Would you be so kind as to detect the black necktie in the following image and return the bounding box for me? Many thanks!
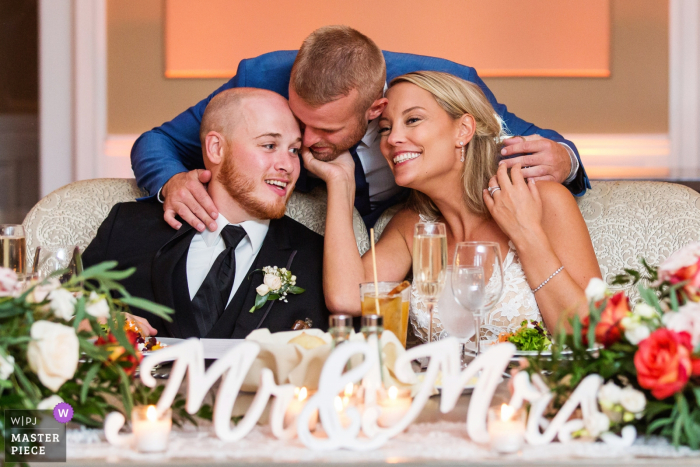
[190,225,247,336]
[350,143,371,217]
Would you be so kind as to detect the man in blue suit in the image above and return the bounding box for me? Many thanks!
[131,25,589,231]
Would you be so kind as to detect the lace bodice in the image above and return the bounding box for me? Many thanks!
[410,242,543,344]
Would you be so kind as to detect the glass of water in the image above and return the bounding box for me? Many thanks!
[452,242,504,356]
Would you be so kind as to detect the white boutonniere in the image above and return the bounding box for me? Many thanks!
[249,266,305,313]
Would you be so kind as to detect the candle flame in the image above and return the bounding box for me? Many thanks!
[388,386,398,400]
[501,403,515,422]
[146,405,158,421]
[298,387,308,402]
[344,383,353,397]
[334,396,343,412]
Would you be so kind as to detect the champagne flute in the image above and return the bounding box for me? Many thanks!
[0,225,26,275]
[452,242,504,356]
[412,222,447,343]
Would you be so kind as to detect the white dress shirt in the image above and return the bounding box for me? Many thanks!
[186,214,269,306]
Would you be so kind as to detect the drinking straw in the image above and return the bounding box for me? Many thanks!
[370,228,381,315]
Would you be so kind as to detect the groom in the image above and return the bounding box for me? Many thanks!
[83,88,328,338]
[132,25,589,231]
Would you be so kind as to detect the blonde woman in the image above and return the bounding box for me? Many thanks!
[303,71,600,342]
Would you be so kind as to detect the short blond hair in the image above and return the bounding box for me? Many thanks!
[290,25,386,113]
[390,71,507,218]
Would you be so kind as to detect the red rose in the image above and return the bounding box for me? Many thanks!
[95,330,142,376]
[582,292,630,347]
[634,328,693,399]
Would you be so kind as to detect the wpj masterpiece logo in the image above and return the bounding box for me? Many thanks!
[4,405,70,463]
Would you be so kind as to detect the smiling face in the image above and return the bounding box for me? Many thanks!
[288,87,368,161]
[378,82,463,190]
[214,94,302,219]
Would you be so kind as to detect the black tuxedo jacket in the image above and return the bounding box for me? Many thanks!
[82,202,329,338]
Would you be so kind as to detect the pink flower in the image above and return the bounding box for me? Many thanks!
[658,242,700,302]
[0,267,18,297]
[664,302,700,348]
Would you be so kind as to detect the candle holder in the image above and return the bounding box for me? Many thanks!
[131,405,172,453]
[285,387,318,431]
[377,386,412,428]
[487,404,526,454]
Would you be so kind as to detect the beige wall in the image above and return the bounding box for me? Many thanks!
[107,0,668,135]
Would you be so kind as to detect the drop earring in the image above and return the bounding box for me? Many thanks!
[459,141,465,162]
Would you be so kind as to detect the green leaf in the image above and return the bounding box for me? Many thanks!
[120,296,173,322]
[80,362,102,404]
[288,286,305,294]
[253,293,268,311]
[75,261,119,280]
[572,315,582,350]
[73,297,86,330]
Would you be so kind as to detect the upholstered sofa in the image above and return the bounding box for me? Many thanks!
[22,179,700,301]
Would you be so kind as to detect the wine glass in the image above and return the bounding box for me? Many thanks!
[36,247,72,280]
[412,222,447,343]
[438,266,476,365]
[452,242,504,356]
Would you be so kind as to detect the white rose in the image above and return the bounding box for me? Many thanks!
[619,386,646,414]
[585,411,610,438]
[27,321,79,392]
[633,303,657,319]
[27,278,61,303]
[49,288,76,321]
[0,267,18,297]
[597,381,622,405]
[664,302,700,347]
[624,323,651,345]
[85,291,110,319]
[37,395,64,410]
[585,278,609,302]
[263,273,282,291]
[0,354,14,380]
[256,284,270,296]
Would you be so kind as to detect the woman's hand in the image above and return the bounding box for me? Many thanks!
[301,148,355,185]
[483,163,544,246]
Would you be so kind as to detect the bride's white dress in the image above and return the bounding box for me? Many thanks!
[410,241,543,344]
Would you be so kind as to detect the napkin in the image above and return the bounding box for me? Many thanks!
[242,328,419,393]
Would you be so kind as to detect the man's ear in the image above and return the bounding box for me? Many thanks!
[456,113,476,147]
[204,131,226,167]
[366,97,388,121]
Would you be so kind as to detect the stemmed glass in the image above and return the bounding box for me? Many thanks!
[412,222,447,343]
[451,242,504,356]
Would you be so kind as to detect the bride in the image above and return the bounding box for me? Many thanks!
[302,71,601,342]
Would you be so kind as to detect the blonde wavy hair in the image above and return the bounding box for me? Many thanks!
[389,71,508,218]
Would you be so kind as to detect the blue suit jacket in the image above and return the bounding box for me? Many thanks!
[131,50,590,206]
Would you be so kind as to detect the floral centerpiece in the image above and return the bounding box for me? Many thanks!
[0,260,204,451]
[524,243,700,448]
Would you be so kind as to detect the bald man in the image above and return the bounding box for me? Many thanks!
[83,88,329,339]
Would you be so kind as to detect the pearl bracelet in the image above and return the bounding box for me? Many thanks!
[532,266,564,294]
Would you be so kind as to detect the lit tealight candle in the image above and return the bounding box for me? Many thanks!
[487,403,526,454]
[131,405,172,453]
[377,386,412,428]
[285,387,317,431]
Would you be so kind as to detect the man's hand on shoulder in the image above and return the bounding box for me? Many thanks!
[161,169,219,232]
[499,135,572,184]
